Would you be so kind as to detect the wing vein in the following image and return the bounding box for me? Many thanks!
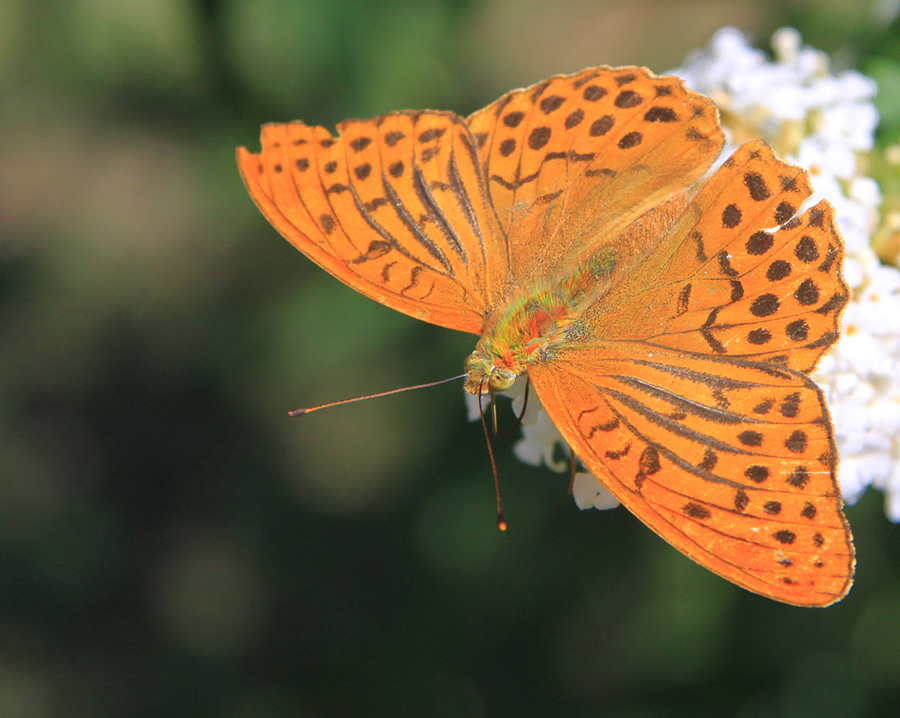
[411,157,468,265]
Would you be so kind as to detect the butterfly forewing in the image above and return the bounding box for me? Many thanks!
[237,113,507,334]
[466,66,724,282]
[529,348,854,606]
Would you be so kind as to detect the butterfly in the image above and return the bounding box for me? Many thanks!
[237,66,854,606]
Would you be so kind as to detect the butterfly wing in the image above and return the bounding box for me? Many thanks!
[528,141,854,606]
[238,112,508,334]
[466,66,724,283]
[584,140,847,375]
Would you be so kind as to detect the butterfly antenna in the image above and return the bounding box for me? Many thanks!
[479,381,507,532]
[568,446,577,494]
[491,391,499,435]
[497,378,530,438]
[289,374,467,417]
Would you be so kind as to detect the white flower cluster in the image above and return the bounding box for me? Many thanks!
[674,27,881,256]
[676,27,900,521]
[468,28,900,521]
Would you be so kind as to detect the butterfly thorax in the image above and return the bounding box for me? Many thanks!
[464,248,618,395]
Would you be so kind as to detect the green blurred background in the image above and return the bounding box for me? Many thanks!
[3,1,900,716]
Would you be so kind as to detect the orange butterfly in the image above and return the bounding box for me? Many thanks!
[238,66,854,606]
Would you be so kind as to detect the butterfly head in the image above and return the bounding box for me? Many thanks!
[464,351,518,395]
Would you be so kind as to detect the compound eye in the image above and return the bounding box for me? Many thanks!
[488,369,516,393]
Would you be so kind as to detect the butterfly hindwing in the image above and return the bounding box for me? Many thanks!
[586,140,849,374]
[466,66,724,282]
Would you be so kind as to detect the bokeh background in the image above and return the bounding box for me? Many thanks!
[3,0,900,716]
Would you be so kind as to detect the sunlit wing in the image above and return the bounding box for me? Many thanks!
[527,140,853,606]
[238,112,509,334]
[466,66,724,282]
[588,140,847,375]
[529,347,854,606]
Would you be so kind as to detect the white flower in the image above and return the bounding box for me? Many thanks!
[673,27,881,253]
[571,472,621,511]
